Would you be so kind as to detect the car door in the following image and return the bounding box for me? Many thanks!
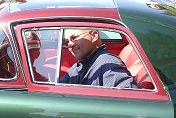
[1,19,173,118]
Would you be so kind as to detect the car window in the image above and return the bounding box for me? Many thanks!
[23,27,154,90]
[99,30,122,40]
[23,28,123,83]
[59,28,154,90]
[0,28,16,79]
[23,29,60,82]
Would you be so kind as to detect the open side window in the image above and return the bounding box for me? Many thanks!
[60,28,154,89]
[22,27,154,90]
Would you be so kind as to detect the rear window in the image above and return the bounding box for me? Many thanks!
[99,30,122,40]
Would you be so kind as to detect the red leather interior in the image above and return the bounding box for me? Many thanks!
[60,48,76,77]
[106,43,125,56]
[119,44,140,67]
[119,44,154,89]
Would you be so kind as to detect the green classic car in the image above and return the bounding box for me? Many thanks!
[0,0,176,117]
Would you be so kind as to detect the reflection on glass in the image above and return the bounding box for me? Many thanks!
[24,29,60,82]
[0,28,16,78]
[146,0,176,16]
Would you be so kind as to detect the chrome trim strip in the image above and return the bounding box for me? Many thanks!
[55,83,150,91]
[0,26,19,82]
[55,29,63,83]
[8,16,129,28]
[0,87,28,91]
[7,22,28,88]
[113,0,118,8]
[21,29,35,84]
[113,0,124,24]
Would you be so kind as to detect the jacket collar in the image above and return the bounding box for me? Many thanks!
[77,44,106,66]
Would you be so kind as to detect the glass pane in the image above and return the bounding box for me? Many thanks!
[99,30,122,40]
[0,28,16,79]
[24,29,60,82]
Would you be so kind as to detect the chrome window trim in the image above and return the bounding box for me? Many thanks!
[21,29,35,84]
[7,16,129,29]
[21,27,61,84]
[55,28,63,83]
[0,26,20,82]
[113,0,124,24]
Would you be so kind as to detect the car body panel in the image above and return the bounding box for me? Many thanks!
[0,0,175,117]
[0,90,174,118]
[0,7,121,22]
[117,0,176,86]
[116,0,176,115]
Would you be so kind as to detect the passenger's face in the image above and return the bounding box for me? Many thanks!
[64,29,96,60]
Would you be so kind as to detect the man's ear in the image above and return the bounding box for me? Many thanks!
[91,30,99,43]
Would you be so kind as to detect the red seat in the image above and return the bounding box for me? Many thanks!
[128,62,154,89]
[42,48,76,78]
[60,48,76,77]
[119,44,140,68]
[118,44,154,89]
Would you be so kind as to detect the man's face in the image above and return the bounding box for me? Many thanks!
[64,29,96,60]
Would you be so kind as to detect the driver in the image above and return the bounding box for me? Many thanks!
[59,29,138,88]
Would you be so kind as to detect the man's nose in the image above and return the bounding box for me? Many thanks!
[67,40,74,48]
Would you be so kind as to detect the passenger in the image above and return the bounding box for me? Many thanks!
[59,29,138,88]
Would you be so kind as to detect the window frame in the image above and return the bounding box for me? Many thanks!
[15,21,169,101]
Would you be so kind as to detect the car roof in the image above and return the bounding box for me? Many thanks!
[0,0,121,23]
[9,0,117,13]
